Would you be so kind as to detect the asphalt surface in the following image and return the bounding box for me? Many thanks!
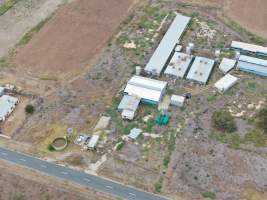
[0,147,168,200]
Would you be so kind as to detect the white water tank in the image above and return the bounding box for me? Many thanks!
[136,66,142,75]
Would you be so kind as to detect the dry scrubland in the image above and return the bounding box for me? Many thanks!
[0,0,267,200]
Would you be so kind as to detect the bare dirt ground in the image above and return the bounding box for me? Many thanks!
[0,0,66,58]
[224,0,267,39]
[15,0,136,80]
[0,160,114,200]
[177,0,267,39]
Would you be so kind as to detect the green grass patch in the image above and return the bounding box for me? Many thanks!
[209,131,241,149]
[154,177,163,193]
[0,0,18,16]
[247,81,257,92]
[207,94,217,102]
[244,129,267,147]
[202,191,216,199]
[17,17,51,46]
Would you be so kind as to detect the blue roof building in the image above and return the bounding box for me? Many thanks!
[237,55,267,77]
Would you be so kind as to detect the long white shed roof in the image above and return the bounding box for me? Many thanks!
[186,57,215,84]
[124,76,167,102]
[231,41,267,55]
[145,14,191,75]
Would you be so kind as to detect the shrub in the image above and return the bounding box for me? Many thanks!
[202,191,216,199]
[25,104,35,114]
[116,141,125,151]
[256,107,267,133]
[47,144,55,152]
[212,110,236,132]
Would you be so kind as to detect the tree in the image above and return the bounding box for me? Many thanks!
[25,104,34,114]
[256,107,267,133]
[212,110,236,133]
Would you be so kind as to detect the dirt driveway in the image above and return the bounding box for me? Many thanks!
[0,0,65,58]
[15,0,136,80]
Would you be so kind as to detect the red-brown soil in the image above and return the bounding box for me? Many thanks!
[224,0,267,39]
[15,0,135,80]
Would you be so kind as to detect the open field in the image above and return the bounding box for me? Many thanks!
[0,0,66,58]
[15,0,137,80]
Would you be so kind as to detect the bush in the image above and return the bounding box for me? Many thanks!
[256,107,267,133]
[47,144,55,152]
[212,110,236,132]
[202,191,216,199]
[25,104,35,114]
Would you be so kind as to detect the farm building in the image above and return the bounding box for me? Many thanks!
[237,55,267,77]
[231,41,267,57]
[128,128,142,140]
[170,95,185,107]
[118,95,140,120]
[124,76,167,105]
[164,52,193,78]
[214,74,238,93]
[144,14,191,76]
[87,135,99,150]
[186,56,215,84]
[0,95,19,122]
[219,58,236,74]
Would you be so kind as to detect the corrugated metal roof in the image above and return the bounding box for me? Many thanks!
[124,76,167,103]
[145,14,191,75]
[237,55,267,76]
[171,95,185,103]
[0,95,18,120]
[186,56,215,84]
[214,74,238,93]
[88,135,99,149]
[219,58,236,74]
[239,55,267,66]
[128,128,142,140]
[164,52,193,78]
[118,95,140,112]
[231,41,267,55]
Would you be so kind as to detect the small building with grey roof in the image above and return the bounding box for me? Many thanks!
[219,58,236,74]
[164,52,193,78]
[118,95,140,120]
[186,56,215,84]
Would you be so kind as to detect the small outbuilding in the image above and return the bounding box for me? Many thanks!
[214,74,238,93]
[87,135,99,150]
[219,58,236,74]
[170,95,185,107]
[128,128,142,140]
[118,95,141,120]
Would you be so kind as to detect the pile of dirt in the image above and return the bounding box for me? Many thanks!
[15,0,136,80]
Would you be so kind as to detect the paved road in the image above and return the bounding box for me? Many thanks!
[0,147,168,200]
